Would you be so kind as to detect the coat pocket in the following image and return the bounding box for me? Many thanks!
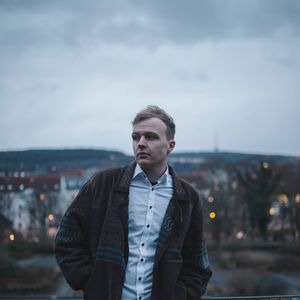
[174,282,187,300]
[83,260,124,300]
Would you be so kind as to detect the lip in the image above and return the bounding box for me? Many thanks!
[137,152,150,157]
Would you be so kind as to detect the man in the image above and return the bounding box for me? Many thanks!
[55,105,212,300]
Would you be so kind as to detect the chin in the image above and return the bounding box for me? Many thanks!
[136,158,152,167]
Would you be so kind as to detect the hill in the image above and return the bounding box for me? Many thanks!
[0,149,294,175]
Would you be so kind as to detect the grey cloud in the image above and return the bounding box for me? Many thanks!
[141,0,300,42]
[1,0,300,51]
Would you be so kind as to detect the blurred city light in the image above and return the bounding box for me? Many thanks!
[269,207,276,216]
[235,231,245,240]
[208,196,214,203]
[262,162,269,169]
[48,226,58,238]
[48,214,54,221]
[9,233,15,241]
[39,193,47,201]
[278,194,289,204]
[209,211,216,219]
[296,194,300,203]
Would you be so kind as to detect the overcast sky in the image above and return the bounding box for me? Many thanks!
[1,0,299,156]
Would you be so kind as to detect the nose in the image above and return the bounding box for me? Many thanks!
[137,136,146,148]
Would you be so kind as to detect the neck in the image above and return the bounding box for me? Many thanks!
[142,164,167,182]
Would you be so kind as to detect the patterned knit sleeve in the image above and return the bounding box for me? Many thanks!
[54,179,94,290]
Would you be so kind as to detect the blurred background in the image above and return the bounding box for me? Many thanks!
[0,0,300,297]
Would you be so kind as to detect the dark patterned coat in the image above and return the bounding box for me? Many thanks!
[55,162,212,300]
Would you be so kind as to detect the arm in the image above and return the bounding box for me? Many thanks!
[177,193,212,299]
[54,180,94,290]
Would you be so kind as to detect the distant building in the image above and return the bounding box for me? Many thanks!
[59,170,89,217]
[6,189,33,237]
[0,212,13,242]
[0,171,88,240]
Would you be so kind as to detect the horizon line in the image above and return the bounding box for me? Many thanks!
[0,147,299,158]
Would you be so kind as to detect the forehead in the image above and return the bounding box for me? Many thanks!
[132,117,167,134]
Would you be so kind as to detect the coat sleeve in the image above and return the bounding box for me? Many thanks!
[54,179,94,290]
[176,192,212,299]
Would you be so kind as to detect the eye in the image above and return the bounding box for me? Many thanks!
[145,133,158,140]
[131,133,140,141]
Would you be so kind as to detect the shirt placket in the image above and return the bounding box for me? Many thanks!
[136,184,155,300]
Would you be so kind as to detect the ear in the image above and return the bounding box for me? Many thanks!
[167,140,176,154]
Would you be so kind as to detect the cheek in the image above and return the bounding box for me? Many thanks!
[156,144,169,155]
[132,142,137,152]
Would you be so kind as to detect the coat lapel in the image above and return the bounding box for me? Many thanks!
[154,166,187,266]
[154,199,181,262]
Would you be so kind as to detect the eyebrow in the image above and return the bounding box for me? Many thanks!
[132,130,156,134]
[131,131,159,137]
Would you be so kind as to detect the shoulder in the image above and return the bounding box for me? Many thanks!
[91,166,125,182]
[88,162,136,191]
[178,176,201,201]
[169,165,202,207]
[87,166,125,189]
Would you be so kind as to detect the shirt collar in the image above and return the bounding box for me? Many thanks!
[133,164,170,184]
[132,163,145,179]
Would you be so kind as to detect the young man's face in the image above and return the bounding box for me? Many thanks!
[132,117,175,171]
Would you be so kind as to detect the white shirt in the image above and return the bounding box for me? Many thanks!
[121,164,173,300]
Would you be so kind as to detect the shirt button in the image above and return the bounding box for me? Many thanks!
[140,258,144,262]
[141,243,144,247]
[151,187,154,191]
[147,224,150,228]
[139,277,142,280]
[139,297,142,300]
[149,206,152,209]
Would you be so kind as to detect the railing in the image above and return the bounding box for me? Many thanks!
[0,296,300,300]
[203,297,300,300]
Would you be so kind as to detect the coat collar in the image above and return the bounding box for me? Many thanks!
[116,161,136,193]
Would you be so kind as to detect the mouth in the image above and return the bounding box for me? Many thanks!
[137,152,150,158]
